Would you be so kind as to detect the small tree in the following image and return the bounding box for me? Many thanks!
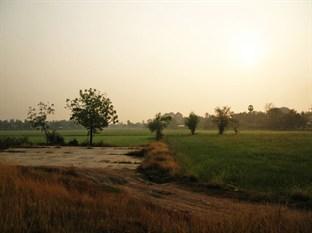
[66,88,118,145]
[248,105,254,113]
[147,113,171,140]
[185,112,199,135]
[230,117,240,134]
[213,106,233,135]
[26,102,55,143]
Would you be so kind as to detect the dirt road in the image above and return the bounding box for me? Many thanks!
[0,146,142,169]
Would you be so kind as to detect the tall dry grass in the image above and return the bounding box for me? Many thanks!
[138,142,181,182]
[0,162,311,233]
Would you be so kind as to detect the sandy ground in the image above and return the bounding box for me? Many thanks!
[0,146,142,169]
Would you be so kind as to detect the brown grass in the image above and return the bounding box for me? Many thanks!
[0,162,312,233]
[138,142,181,182]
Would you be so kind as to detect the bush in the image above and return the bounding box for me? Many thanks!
[67,139,79,146]
[46,130,65,145]
[0,137,30,149]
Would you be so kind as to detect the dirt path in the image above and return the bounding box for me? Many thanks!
[0,146,143,169]
[71,167,309,219]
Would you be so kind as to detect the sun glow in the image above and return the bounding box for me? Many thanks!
[231,32,267,67]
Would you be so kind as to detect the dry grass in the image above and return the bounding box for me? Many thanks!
[0,162,312,233]
[138,142,181,182]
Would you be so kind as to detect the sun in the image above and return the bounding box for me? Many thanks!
[231,31,266,67]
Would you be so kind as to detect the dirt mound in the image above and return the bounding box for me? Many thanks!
[138,142,181,183]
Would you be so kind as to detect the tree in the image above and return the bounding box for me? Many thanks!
[265,103,274,112]
[185,112,199,135]
[230,117,240,134]
[26,102,55,143]
[66,88,118,145]
[248,105,254,113]
[213,106,233,135]
[147,113,171,140]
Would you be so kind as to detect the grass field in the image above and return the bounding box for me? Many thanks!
[1,128,312,202]
[0,128,153,146]
[165,131,312,201]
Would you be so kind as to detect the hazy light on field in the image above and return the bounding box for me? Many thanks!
[0,0,311,122]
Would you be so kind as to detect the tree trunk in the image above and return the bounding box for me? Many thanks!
[44,127,49,144]
[156,129,162,140]
[89,128,93,146]
[191,128,195,135]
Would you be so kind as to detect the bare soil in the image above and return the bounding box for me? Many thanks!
[0,146,142,169]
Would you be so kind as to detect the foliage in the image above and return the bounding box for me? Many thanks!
[230,117,240,134]
[46,130,65,145]
[212,106,233,135]
[0,137,30,149]
[0,129,152,147]
[26,102,55,142]
[147,113,172,140]
[66,88,118,145]
[266,108,308,130]
[185,112,200,135]
[67,138,79,146]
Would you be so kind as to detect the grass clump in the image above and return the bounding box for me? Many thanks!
[138,142,181,183]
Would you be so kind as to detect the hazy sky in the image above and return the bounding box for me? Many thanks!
[1,0,311,122]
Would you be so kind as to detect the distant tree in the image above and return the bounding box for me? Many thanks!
[66,88,118,145]
[248,105,254,113]
[213,106,233,135]
[147,113,172,140]
[230,117,240,134]
[26,102,55,143]
[265,103,274,112]
[185,112,199,135]
[266,107,308,130]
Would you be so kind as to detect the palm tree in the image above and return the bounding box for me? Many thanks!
[248,105,254,113]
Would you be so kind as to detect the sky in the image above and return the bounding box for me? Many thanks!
[1,0,311,122]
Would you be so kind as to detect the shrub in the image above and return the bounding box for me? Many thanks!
[46,130,65,145]
[67,139,79,146]
[0,137,30,149]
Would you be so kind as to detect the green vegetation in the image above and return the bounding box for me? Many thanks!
[1,128,312,203]
[165,131,312,201]
[147,113,172,140]
[66,88,118,145]
[185,112,200,135]
[26,102,56,143]
[0,128,152,147]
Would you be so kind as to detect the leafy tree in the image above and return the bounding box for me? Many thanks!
[213,106,233,135]
[147,113,171,140]
[185,112,199,135]
[26,102,55,143]
[66,88,118,145]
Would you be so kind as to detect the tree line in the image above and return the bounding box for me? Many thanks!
[1,88,311,144]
